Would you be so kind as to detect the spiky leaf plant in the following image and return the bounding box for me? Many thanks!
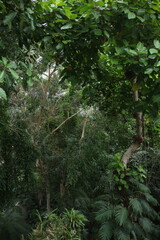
[28,208,87,240]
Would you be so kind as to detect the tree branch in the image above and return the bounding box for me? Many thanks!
[79,109,91,143]
[43,110,81,144]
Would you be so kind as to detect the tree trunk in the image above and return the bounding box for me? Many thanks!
[121,77,144,167]
[46,190,51,213]
[36,159,51,213]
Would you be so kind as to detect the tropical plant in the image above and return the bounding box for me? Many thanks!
[28,208,87,240]
[95,168,160,240]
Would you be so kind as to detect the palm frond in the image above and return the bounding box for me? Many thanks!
[129,198,143,215]
[144,193,158,206]
[95,204,114,222]
[114,206,128,226]
[138,183,150,193]
[99,221,114,240]
[140,199,158,220]
[133,223,144,237]
[139,217,153,233]
[131,230,137,240]
[114,228,130,240]
[123,219,133,232]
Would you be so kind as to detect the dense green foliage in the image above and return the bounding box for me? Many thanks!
[0,0,160,240]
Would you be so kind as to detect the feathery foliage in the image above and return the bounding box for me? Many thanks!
[0,208,30,240]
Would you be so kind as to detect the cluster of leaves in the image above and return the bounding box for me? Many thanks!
[0,106,37,207]
[28,208,87,240]
[96,180,160,240]
[109,153,147,191]
[0,1,160,240]
[24,0,159,116]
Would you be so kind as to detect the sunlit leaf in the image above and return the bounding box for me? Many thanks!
[0,88,7,100]
[9,69,19,79]
[128,12,136,19]
[0,71,5,83]
[154,39,160,49]
[149,48,158,54]
[61,23,72,30]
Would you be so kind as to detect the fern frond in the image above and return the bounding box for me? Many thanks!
[131,230,137,240]
[138,183,150,193]
[114,206,128,226]
[114,228,130,240]
[99,221,114,240]
[139,217,153,233]
[96,205,114,222]
[129,198,143,215]
[144,193,158,206]
[94,200,107,209]
[151,223,160,239]
[140,199,158,220]
[133,223,144,237]
[123,219,133,232]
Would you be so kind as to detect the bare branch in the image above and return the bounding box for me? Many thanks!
[79,109,91,143]
[43,109,82,144]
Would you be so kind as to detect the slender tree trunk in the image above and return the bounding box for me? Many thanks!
[46,189,51,213]
[121,77,144,167]
[45,174,51,213]
[36,159,51,213]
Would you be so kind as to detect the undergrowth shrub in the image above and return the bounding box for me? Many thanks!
[95,157,160,240]
[28,208,87,240]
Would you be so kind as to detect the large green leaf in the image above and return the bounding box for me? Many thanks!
[96,205,114,222]
[139,217,153,233]
[138,183,150,193]
[114,229,130,240]
[115,206,128,226]
[141,200,158,220]
[61,23,72,30]
[144,193,158,206]
[149,48,158,54]
[99,221,113,240]
[129,198,142,215]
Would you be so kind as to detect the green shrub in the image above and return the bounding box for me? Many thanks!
[28,208,87,240]
[95,169,160,240]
